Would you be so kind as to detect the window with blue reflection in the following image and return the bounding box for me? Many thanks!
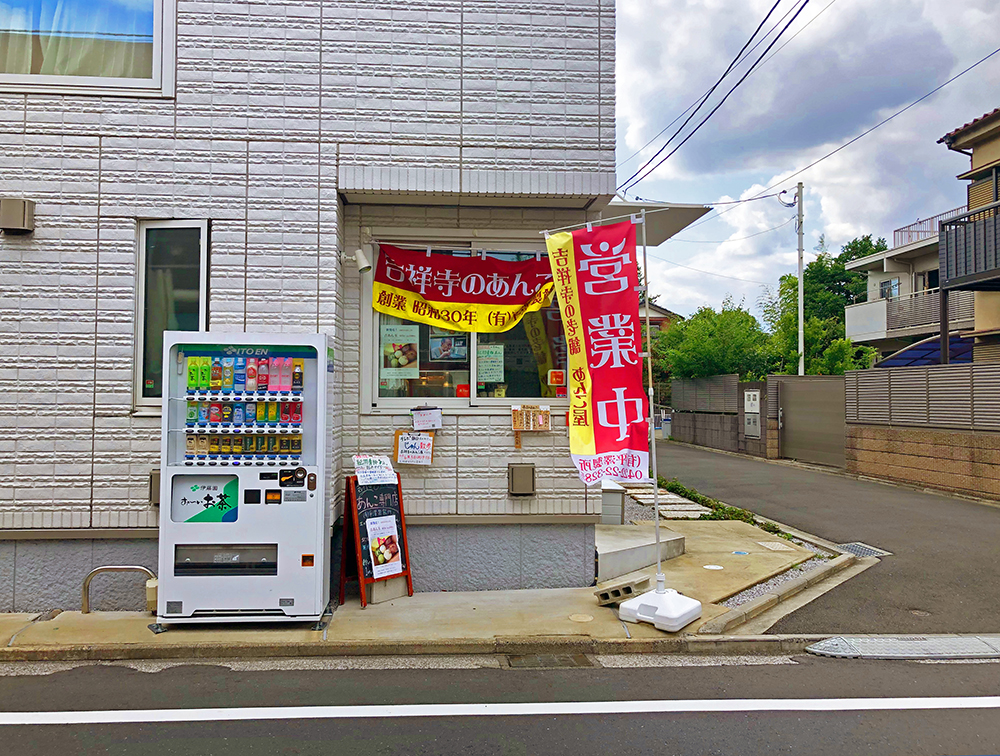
[0,0,154,78]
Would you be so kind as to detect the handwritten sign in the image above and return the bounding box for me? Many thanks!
[352,454,397,485]
[512,404,551,432]
[477,344,505,382]
[410,407,442,430]
[394,430,434,466]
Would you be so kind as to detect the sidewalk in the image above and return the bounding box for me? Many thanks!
[0,521,829,661]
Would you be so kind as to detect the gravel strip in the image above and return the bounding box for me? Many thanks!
[721,557,827,608]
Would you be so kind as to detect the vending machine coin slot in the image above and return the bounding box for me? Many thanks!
[307,473,317,491]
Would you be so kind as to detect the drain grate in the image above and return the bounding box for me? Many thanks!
[837,541,892,557]
[507,654,595,669]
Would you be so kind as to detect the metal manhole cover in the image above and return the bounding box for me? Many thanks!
[757,541,795,552]
[507,654,595,669]
[837,542,893,557]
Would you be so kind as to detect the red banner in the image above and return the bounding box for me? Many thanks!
[373,245,554,332]
[545,221,649,485]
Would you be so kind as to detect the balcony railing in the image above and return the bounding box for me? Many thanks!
[940,200,1000,290]
[885,287,974,331]
[893,206,966,248]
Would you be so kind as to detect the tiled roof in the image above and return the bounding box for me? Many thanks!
[938,108,1000,143]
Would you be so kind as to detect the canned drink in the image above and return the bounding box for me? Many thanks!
[232,402,244,425]
[196,435,210,456]
[208,434,220,456]
[291,359,304,392]
[267,435,279,455]
[186,401,198,426]
[256,402,268,424]
[231,435,244,456]
[244,402,255,425]
[280,402,290,424]
[221,404,233,425]
[185,435,197,458]
[198,401,210,424]
[290,434,302,456]
[267,401,279,424]
[291,401,302,424]
[278,435,290,456]
[209,402,222,424]
[220,435,232,456]
[257,435,269,456]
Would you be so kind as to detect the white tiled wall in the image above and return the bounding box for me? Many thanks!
[0,0,614,529]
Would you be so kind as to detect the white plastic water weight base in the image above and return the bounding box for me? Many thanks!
[619,587,702,633]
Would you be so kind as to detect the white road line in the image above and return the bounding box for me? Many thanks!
[2,697,1000,726]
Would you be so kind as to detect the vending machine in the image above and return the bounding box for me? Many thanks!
[156,332,332,625]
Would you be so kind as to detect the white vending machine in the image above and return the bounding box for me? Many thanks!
[156,332,332,626]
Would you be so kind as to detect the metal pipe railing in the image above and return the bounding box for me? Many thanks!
[81,566,156,614]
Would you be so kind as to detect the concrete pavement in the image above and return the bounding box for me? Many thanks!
[658,441,1000,634]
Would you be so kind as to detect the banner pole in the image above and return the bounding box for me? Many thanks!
[638,210,665,594]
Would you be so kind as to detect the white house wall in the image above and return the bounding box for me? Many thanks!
[0,0,613,603]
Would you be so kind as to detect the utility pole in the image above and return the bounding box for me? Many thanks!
[796,181,805,376]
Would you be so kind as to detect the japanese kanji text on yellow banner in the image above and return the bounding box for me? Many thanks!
[373,245,554,332]
[545,221,649,485]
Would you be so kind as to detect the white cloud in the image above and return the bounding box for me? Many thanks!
[616,0,1000,317]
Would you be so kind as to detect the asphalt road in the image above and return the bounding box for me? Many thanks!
[657,441,1000,635]
[0,655,998,755]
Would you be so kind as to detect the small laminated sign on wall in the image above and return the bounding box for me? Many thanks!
[393,430,434,466]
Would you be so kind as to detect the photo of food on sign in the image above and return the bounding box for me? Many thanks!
[370,534,400,567]
[383,342,417,369]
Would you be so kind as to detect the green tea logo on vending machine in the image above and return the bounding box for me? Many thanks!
[171,476,240,523]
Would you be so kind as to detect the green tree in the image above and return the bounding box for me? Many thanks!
[760,234,883,374]
[661,297,776,379]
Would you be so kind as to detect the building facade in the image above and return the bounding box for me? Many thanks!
[0,1,711,610]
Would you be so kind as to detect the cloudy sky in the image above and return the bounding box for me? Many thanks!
[616,0,1000,317]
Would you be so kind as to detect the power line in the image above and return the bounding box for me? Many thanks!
[667,44,1000,234]
[666,215,796,243]
[621,0,812,193]
[616,0,783,188]
[617,0,836,171]
[645,251,773,285]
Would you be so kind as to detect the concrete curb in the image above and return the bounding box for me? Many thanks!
[0,634,833,662]
[697,553,856,634]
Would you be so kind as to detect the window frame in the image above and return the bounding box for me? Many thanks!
[362,241,570,414]
[133,218,209,412]
[0,0,176,98]
[879,277,900,300]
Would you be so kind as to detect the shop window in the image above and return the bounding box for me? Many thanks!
[135,220,208,408]
[373,247,567,407]
[0,0,175,96]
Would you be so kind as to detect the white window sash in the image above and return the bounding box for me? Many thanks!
[133,218,208,411]
[0,0,176,98]
[364,242,568,413]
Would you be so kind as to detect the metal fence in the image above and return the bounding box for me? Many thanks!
[885,288,974,331]
[671,375,739,413]
[846,363,1000,431]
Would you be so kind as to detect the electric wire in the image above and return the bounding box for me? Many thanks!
[620,0,812,193]
[644,251,773,285]
[666,215,796,243]
[648,44,1000,234]
[618,0,837,171]
[615,0,783,187]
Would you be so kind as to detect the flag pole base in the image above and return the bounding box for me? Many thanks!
[619,586,702,633]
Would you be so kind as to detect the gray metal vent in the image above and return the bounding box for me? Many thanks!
[165,601,183,614]
[837,542,892,558]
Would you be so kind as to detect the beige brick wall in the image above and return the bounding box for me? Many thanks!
[846,424,1000,500]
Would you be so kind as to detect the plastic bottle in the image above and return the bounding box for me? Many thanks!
[187,357,199,393]
[280,357,294,392]
[246,358,257,392]
[234,357,246,392]
[221,357,235,392]
[257,357,270,393]
[210,357,223,391]
[291,359,304,392]
[199,356,212,392]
